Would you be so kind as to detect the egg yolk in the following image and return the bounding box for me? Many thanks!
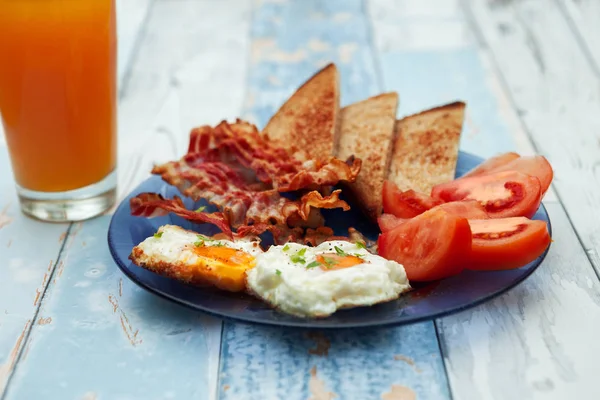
[316,254,364,271]
[192,245,255,266]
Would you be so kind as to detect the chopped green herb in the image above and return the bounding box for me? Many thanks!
[283,244,290,251]
[195,206,206,213]
[212,242,225,247]
[193,240,205,247]
[353,253,364,259]
[355,241,367,250]
[306,261,321,269]
[297,248,307,256]
[322,257,337,269]
[290,254,306,264]
[276,269,282,276]
[153,231,163,238]
[334,246,347,256]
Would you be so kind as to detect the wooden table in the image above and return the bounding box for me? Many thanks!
[1,1,599,399]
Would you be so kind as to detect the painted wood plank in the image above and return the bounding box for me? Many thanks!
[218,1,451,399]
[3,217,213,400]
[3,1,250,399]
[0,1,155,396]
[557,0,600,73]
[116,0,154,86]
[369,1,600,399]
[440,202,600,400]
[463,0,600,280]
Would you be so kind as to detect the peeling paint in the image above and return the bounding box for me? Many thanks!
[119,278,123,297]
[108,293,142,346]
[33,289,41,306]
[6,239,11,248]
[223,384,230,392]
[338,42,358,63]
[381,385,416,400]
[306,332,330,357]
[54,260,65,283]
[0,320,31,393]
[252,38,307,63]
[0,204,13,229]
[38,317,53,325]
[59,231,67,243]
[308,366,336,400]
[394,355,422,373]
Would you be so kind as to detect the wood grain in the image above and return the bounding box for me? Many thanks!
[370,0,600,399]
[218,1,451,399]
[557,0,600,74]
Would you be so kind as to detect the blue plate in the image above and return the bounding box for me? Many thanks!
[107,151,552,328]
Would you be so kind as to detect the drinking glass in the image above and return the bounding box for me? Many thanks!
[0,0,117,222]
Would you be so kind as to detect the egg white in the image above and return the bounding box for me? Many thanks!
[246,240,411,318]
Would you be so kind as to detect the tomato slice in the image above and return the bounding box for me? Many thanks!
[467,217,551,270]
[462,152,520,178]
[485,155,553,195]
[377,209,472,281]
[382,181,442,218]
[431,171,542,218]
[378,213,406,232]
[435,200,489,219]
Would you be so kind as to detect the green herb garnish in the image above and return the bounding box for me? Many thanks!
[355,241,367,250]
[297,248,307,256]
[276,269,282,276]
[306,261,320,269]
[290,247,307,264]
[322,257,337,269]
[153,231,163,238]
[195,206,206,213]
[193,239,205,247]
[283,244,290,251]
[334,246,347,257]
[212,242,225,247]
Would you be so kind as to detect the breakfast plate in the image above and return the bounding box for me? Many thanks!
[107,151,552,329]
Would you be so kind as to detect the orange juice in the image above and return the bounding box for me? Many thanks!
[0,0,117,193]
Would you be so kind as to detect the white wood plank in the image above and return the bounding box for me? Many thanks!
[440,203,600,400]
[463,0,600,284]
[557,0,600,73]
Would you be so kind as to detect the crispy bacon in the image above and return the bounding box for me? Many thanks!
[130,193,233,238]
[173,120,361,192]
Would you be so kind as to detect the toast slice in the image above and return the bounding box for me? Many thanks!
[337,92,399,220]
[262,63,340,161]
[388,102,466,195]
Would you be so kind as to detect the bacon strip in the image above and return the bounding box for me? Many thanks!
[170,120,361,192]
[130,193,233,238]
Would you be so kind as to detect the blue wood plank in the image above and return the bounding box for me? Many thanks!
[380,49,516,158]
[0,151,68,393]
[219,1,451,399]
[3,216,212,400]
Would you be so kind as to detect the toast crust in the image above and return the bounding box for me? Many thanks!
[388,101,466,195]
[337,92,399,220]
[262,63,340,161]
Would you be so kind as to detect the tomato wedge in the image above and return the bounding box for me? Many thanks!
[382,181,442,218]
[462,152,520,178]
[377,209,472,281]
[485,155,553,195]
[467,217,551,270]
[378,213,406,232]
[431,171,542,218]
[435,201,489,219]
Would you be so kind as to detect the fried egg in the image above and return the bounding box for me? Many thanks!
[129,225,263,292]
[246,240,411,318]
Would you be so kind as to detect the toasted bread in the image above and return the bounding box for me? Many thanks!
[337,92,399,220]
[262,63,340,161]
[388,102,465,195]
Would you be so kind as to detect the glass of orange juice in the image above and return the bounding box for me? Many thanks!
[0,0,117,222]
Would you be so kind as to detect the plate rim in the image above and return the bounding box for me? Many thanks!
[107,151,553,329]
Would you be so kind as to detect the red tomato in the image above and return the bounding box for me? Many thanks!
[431,171,542,219]
[382,181,442,218]
[377,209,472,281]
[485,155,553,195]
[435,201,489,219]
[378,213,406,232]
[467,217,551,270]
[462,152,520,178]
